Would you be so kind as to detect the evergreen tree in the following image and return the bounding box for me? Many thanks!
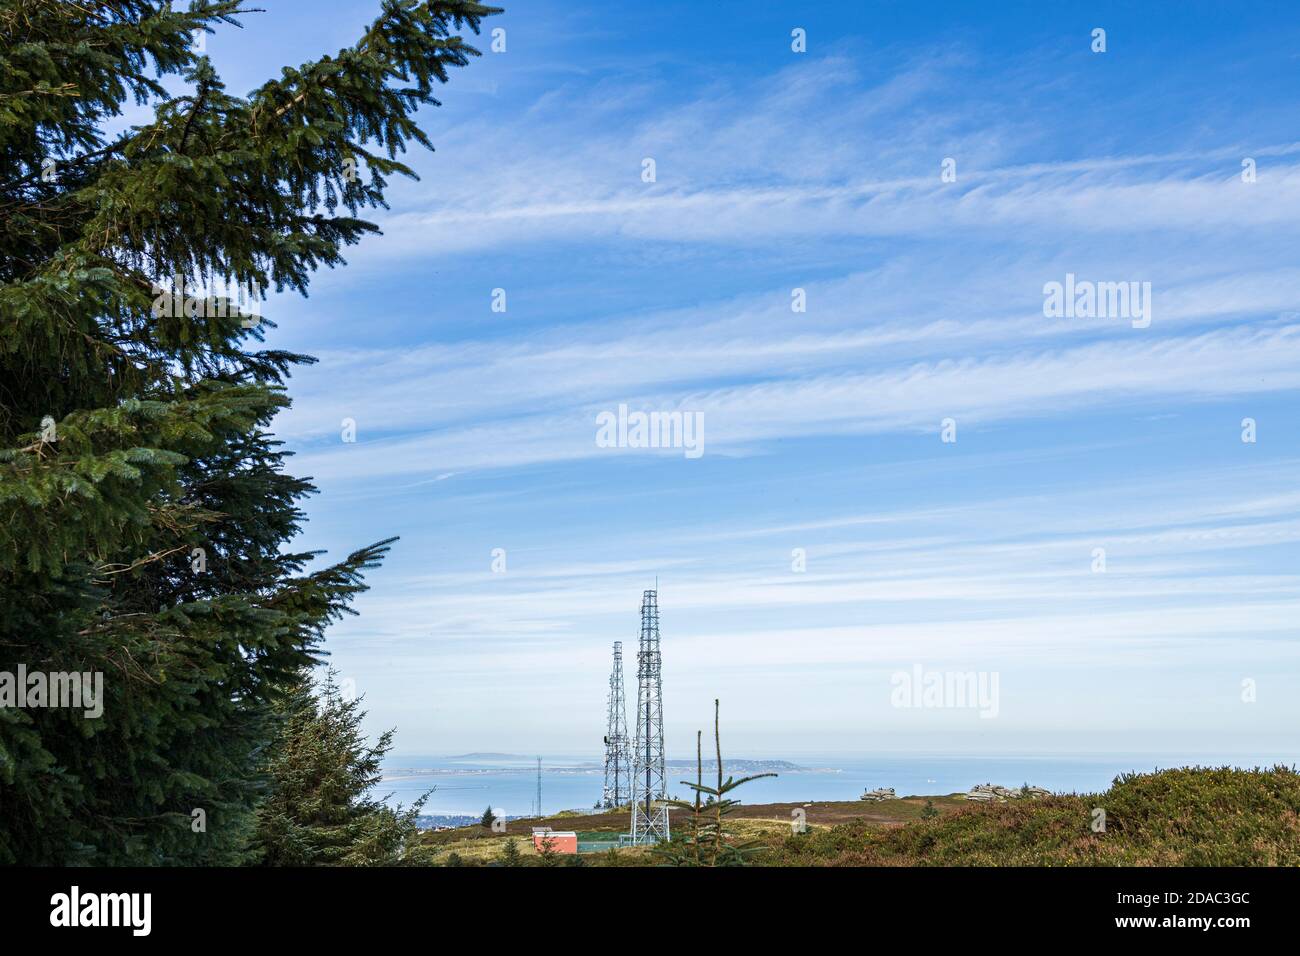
[498,837,522,867]
[481,805,496,829]
[656,700,775,867]
[0,0,499,864]
[254,670,432,866]
[537,834,559,866]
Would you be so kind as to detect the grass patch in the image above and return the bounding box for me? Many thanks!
[764,766,1300,866]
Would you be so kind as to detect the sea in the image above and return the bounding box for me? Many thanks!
[380,751,1300,821]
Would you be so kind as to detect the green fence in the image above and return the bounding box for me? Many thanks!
[576,831,623,853]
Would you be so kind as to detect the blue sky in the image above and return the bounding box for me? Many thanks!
[192,1,1300,757]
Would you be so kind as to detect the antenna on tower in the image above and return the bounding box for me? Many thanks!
[629,588,670,844]
[603,642,630,808]
[535,755,542,819]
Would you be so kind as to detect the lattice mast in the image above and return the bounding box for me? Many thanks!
[630,589,670,843]
[602,641,631,808]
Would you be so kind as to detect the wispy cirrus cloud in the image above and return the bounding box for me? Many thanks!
[286,320,1300,479]
[245,11,1300,756]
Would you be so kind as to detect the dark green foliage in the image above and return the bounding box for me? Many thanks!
[498,838,522,867]
[656,700,775,867]
[253,671,433,866]
[480,805,496,829]
[0,0,499,864]
[920,799,939,819]
[766,766,1300,866]
[537,834,559,866]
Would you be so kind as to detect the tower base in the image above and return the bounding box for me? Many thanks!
[628,802,671,844]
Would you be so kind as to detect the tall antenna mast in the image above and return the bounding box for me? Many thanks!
[535,756,542,818]
[629,588,670,843]
[603,642,630,808]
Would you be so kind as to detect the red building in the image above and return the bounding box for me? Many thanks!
[531,828,578,854]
